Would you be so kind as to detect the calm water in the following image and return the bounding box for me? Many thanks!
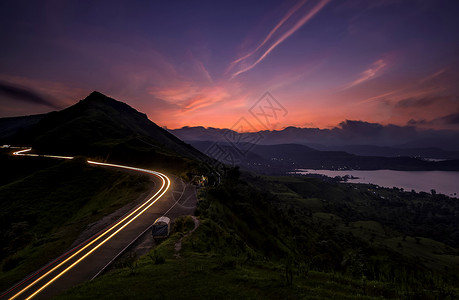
[295,169,459,197]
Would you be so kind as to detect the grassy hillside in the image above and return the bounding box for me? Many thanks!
[0,114,45,140]
[0,149,61,186]
[56,235,389,299]
[0,153,151,291]
[57,169,459,299]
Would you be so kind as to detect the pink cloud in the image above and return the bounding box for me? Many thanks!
[148,77,248,117]
[419,68,447,84]
[344,58,387,89]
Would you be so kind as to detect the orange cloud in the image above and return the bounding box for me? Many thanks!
[148,79,248,116]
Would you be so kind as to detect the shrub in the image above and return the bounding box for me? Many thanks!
[172,215,195,234]
[2,255,21,272]
[149,250,166,265]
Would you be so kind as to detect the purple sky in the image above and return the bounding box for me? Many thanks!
[1,0,458,131]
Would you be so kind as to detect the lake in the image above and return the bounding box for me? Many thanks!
[294,169,459,198]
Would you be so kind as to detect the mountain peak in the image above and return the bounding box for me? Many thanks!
[84,91,112,101]
[78,91,149,119]
[89,90,105,97]
[1,91,208,163]
[79,91,116,106]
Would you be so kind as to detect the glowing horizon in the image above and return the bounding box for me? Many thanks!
[0,0,458,132]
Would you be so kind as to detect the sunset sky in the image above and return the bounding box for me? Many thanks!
[1,0,458,131]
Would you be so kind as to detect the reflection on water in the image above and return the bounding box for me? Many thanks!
[295,169,459,198]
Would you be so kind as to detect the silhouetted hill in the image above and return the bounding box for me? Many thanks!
[0,92,208,170]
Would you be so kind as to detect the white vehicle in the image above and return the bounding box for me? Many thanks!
[152,216,170,238]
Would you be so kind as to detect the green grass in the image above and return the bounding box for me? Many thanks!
[0,150,61,186]
[249,174,459,293]
[312,212,341,222]
[5,167,459,299]
[59,216,457,300]
[57,221,389,300]
[58,258,389,300]
[299,197,323,211]
[56,170,459,299]
[0,156,150,291]
[382,236,459,272]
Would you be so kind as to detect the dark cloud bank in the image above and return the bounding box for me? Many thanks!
[0,82,61,109]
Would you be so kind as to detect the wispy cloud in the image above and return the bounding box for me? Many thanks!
[407,108,459,130]
[197,60,213,84]
[357,65,453,105]
[358,89,399,104]
[357,86,444,105]
[148,80,247,115]
[344,58,387,89]
[395,95,450,108]
[419,68,447,84]
[227,0,308,74]
[230,0,330,79]
[179,86,230,112]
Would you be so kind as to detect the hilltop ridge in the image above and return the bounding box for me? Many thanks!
[0,91,208,172]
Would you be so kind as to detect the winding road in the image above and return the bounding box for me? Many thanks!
[1,148,193,300]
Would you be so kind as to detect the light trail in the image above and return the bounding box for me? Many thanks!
[5,148,171,300]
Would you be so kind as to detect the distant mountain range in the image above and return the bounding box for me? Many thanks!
[170,125,459,159]
[0,92,208,171]
[169,125,459,173]
[187,141,459,173]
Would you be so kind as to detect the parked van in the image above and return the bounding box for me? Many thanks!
[152,216,170,238]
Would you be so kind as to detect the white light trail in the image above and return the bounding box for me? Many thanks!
[7,148,170,300]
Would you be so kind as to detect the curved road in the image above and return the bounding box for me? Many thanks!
[2,149,175,300]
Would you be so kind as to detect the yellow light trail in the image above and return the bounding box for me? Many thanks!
[8,149,171,300]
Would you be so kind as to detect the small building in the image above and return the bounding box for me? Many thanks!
[152,216,170,238]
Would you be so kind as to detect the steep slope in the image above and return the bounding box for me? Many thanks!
[2,92,208,169]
